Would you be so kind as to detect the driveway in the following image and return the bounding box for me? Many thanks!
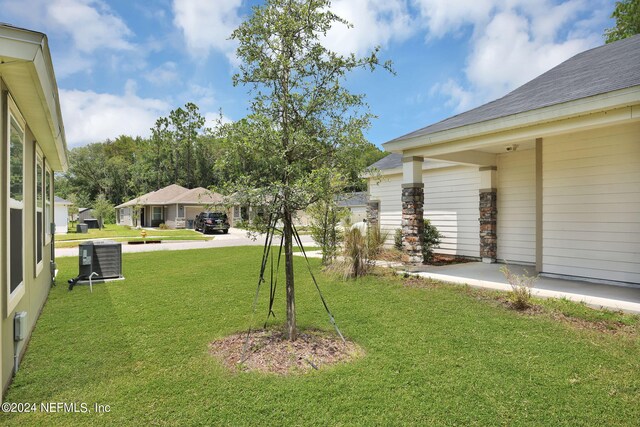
[55,227,315,258]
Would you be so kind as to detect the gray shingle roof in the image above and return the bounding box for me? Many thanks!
[54,195,72,205]
[336,192,368,207]
[116,184,224,208]
[369,153,403,170]
[387,35,640,144]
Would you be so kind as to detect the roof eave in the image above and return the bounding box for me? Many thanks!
[383,86,640,155]
[0,25,68,171]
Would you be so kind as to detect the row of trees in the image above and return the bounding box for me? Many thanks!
[57,103,384,211]
[56,103,221,208]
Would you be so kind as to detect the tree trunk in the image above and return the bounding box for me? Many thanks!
[283,209,297,341]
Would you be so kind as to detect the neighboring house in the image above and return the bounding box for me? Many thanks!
[229,194,310,227]
[0,24,67,398]
[54,196,71,234]
[369,35,640,285]
[336,192,368,223]
[116,184,228,229]
[77,208,94,223]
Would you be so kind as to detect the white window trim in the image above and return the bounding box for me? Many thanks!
[35,147,43,277]
[44,161,52,245]
[6,94,26,314]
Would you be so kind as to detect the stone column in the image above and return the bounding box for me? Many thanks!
[402,156,424,264]
[479,166,497,263]
[366,201,379,227]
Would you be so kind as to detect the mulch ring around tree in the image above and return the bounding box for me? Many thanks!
[209,328,364,375]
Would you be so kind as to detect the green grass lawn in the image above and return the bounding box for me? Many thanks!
[56,224,212,247]
[2,247,638,426]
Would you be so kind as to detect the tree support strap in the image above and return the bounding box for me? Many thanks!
[291,223,345,344]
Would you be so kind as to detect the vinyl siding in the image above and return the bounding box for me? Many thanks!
[497,149,536,264]
[185,206,201,228]
[424,166,480,257]
[369,172,402,240]
[2,118,53,394]
[54,205,68,234]
[542,122,640,284]
[369,165,480,257]
[117,207,134,227]
[349,206,367,223]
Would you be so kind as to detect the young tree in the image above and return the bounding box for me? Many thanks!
[92,194,115,229]
[66,192,80,225]
[308,174,349,265]
[605,0,640,43]
[219,0,391,340]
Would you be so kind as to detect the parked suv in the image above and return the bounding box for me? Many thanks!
[195,211,230,234]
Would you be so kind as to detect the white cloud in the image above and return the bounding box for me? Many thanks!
[172,0,241,61]
[47,0,133,52]
[186,83,217,108]
[54,51,95,78]
[465,9,596,100]
[420,0,607,111]
[324,0,415,56]
[60,86,170,147]
[412,0,495,38]
[430,79,476,113]
[203,111,232,131]
[0,0,135,76]
[145,62,179,85]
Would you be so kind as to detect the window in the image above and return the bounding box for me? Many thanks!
[7,97,26,312]
[152,206,162,221]
[45,164,52,244]
[233,206,240,219]
[35,150,43,275]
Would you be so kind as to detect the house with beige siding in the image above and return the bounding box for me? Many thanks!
[369,35,640,285]
[0,24,67,399]
[116,184,228,229]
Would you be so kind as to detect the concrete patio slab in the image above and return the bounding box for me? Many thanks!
[403,262,640,314]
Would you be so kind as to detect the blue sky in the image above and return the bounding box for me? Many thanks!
[1,0,615,148]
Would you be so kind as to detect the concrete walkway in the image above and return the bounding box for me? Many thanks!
[295,252,640,313]
[402,262,640,314]
[55,228,315,258]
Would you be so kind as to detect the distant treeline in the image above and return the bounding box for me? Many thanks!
[56,103,386,208]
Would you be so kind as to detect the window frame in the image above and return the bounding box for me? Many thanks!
[152,206,162,221]
[6,94,26,314]
[35,146,44,277]
[44,161,52,245]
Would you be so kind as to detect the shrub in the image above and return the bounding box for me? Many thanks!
[344,227,368,278]
[308,200,347,265]
[366,225,389,260]
[331,223,388,279]
[159,223,169,230]
[500,265,538,310]
[394,228,403,251]
[422,220,441,263]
